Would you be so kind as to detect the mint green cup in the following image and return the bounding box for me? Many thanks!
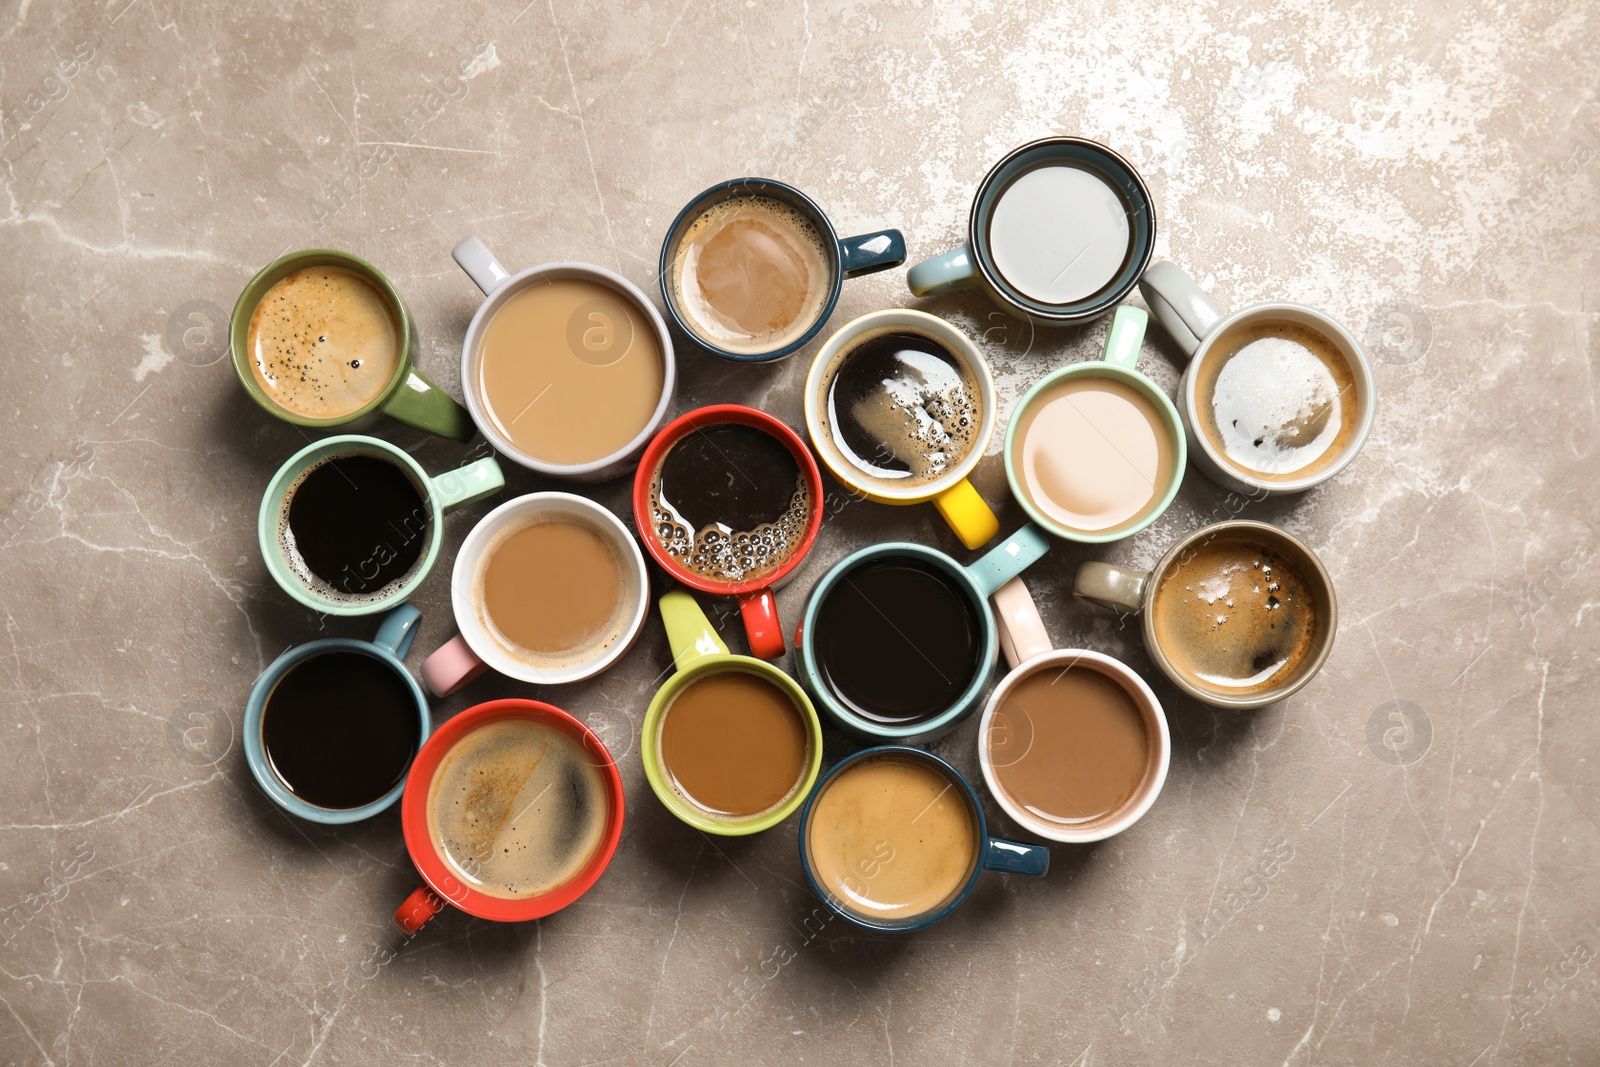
[258,434,503,617]
[641,590,824,836]
[1004,305,1187,544]
[231,249,475,442]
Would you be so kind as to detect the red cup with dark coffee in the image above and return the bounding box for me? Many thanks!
[392,699,625,933]
[632,404,824,660]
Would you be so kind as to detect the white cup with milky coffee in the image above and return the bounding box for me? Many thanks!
[1138,261,1377,497]
[452,237,677,482]
[421,493,650,696]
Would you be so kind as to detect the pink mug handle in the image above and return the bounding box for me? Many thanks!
[422,633,490,697]
[738,589,785,660]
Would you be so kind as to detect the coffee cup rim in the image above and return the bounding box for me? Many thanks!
[458,260,677,479]
[797,745,988,932]
[257,434,444,616]
[657,176,844,363]
[448,492,650,686]
[795,541,999,742]
[967,137,1156,324]
[630,404,825,597]
[399,698,626,923]
[1181,302,1377,493]
[976,648,1171,843]
[230,248,414,428]
[243,635,431,825]
[1144,519,1339,710]
[802,308,999,503]
[640,654,826,836]
[1002,361,1188,544]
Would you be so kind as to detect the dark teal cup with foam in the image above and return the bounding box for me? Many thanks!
[658,177,905,363]
[793,526,1051,745]
[243,604,430,824]
[799,746,1049,933]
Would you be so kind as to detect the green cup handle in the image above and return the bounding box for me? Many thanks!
[1137,261,1225,360]
[965,524,1051,598]
[1073,561,1149,615]
[907,244,977,297]
[380,366,476,443]
[1100,305,1148,369]
[372,603,423,658]
[660,590,729,673]
[430,456,504,511]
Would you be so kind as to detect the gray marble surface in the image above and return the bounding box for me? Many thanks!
[2,1,1598,1063]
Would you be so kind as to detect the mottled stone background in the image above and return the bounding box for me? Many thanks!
[1,1,1596,1064]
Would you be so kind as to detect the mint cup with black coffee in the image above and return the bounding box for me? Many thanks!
[793,526,1051,745]
[257,434,504,617]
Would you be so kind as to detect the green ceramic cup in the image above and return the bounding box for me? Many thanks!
[258,434,503,617]
[230,249,475,441]
[1003,305,1187,544]
[640,590,824,836]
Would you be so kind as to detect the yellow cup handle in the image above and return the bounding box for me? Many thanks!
[931,478,1000,550]
[659,590,728,673]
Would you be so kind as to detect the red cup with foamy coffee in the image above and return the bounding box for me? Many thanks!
[391,699,625,934]
[632,405,825,660]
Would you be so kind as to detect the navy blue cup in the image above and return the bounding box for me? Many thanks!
[799,746,1048,932]
[658,177,906,363]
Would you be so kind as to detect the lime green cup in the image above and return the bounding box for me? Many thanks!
[641,591,824,836]
[231,249,475,441]
[1003,305,1187,544]
[259,434,503,617]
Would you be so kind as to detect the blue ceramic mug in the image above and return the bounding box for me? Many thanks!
[244,604,430,824]
[793,526,1052,745]
[658,177,905,362]
[799,746,1049,932]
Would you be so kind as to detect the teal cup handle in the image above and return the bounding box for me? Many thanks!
[839,229,907,278]
[431,456,504,511]
[242,605,431,825]
[984,837,1050,876]
[964,523,1052,597]
[373,603,422,658]
[907,245,976,297]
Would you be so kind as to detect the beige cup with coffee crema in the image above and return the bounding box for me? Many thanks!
[1072,520,1337,710]
[421,493,650,697]
[1138,261,1376,497]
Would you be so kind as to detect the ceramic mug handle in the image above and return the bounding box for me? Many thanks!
[372,603,423,658]
[737,590,785,661]
[991,578,1051,670]
[421,634,490,697]
[1137,261,1225,359]
[392,885,447,936]
[983,836,1049,876]
[430,456,505,511]
[907,244,977,297]
[931,478,1000,550]
[660,590,730,672]
[965,524,1052,598]
[453,236,514,296]
[839,229,907,278]
[379,367,477,442]
[1074,561,1150,615]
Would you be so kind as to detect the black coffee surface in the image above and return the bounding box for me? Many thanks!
[657,424,800,532]
[815,557,982,724]
[286,454,427,597]
[649,423,811,584]
[262,650,421,810]
[825,330,979,486]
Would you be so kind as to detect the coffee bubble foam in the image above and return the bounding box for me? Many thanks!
[649,476,811,585]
